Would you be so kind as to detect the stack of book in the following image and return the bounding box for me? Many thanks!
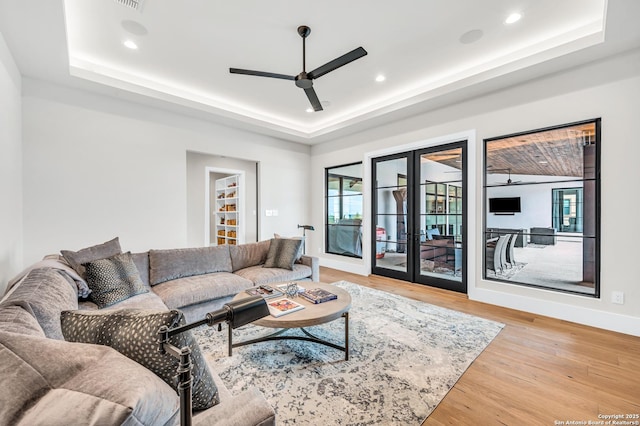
[299,287,338,304]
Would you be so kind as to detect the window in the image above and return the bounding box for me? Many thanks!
[483,119,600,297]
[552,188,583,233]
[326,163,363,258]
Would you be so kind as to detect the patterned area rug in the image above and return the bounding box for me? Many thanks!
[193,281,504,425]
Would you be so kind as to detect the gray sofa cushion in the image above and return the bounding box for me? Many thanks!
[83,252,149,308]
[0,268,77,340]
[263,238,302,270]
[60,237,122,279]
[131,251,150,287]
[0,330,179,426]
[0,304,45,337]
[193,387,276,426]
[152,272,253,309]
[61,308,219,411]
[149,245,233,286]
[236,264,313,285]
[79,291,168,312]
[229,240,270,272]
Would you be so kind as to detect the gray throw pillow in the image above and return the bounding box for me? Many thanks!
[61,237,122,279]
[82,252,149,308]
[263,238,302,270]
[60,308,219,411]
[274,233,304,260]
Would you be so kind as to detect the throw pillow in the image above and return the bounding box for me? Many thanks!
[273,233,304,260]
[60,308,219,411]
[61,237,122,279]
[263,238,302,270]
[82,252,149,308]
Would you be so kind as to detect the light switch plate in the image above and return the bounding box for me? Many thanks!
[611,291,624,305]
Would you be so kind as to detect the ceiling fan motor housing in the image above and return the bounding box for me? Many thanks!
[295,73,313,88]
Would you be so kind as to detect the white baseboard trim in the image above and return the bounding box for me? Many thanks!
[319,257,368,276]
[320,260,639,337]
[471,287,640,337]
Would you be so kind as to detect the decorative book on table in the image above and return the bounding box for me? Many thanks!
[299,288,338,304]
[266,298,305,317]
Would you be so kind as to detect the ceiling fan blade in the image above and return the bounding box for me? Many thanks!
[229,68,295,81]
[304,87,323,111]
[307,47,367,80]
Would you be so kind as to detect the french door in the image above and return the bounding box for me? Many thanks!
[371,141,467,293]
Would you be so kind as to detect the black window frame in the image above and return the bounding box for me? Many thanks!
[483,118,601,298]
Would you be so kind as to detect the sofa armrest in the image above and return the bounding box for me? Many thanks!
[193,387,275,426]
[298,255,319,281]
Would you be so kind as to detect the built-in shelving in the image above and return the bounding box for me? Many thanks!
[214,175,243,246]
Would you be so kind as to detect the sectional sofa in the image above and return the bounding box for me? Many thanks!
[0,237,319,425]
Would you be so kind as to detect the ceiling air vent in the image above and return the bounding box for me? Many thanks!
[113,0,145,11]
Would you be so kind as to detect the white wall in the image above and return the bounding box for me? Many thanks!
[21,78,311,265]
[310,48,640,336]
[0,32,22,294]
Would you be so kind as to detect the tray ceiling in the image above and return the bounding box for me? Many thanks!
[61,0,608,143]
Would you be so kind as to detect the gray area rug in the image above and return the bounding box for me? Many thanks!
[193,281,504,425]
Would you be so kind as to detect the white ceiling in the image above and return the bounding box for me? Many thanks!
[2,1,639,144]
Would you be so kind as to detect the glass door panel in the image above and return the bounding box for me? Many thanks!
[372,155,411,279]
[415,144,465,292]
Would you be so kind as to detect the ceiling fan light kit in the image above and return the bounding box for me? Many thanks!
[230,25,367,112]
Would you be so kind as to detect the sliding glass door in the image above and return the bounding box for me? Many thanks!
[372,142,467,293]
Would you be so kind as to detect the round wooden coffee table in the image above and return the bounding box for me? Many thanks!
[229,282,351,360]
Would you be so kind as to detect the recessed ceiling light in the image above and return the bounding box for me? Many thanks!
[505,13,522,24]
[305,107,314,113]
[123,40,138,50]
[375,74,386,82]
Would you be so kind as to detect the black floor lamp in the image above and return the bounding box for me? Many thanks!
[157,296,269,426]
[297,224,314,254]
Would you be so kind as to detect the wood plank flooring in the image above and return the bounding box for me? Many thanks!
[320,267,640,426]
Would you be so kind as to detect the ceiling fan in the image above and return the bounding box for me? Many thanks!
[490,168,522,185]
[229,25,367,112]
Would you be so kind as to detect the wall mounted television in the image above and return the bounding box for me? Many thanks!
[489,197,521,214]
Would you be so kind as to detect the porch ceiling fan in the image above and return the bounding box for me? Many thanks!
[229,25,367,112]
[488,168,522,185]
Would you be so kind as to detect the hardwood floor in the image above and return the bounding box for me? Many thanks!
[320,267,640,426]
